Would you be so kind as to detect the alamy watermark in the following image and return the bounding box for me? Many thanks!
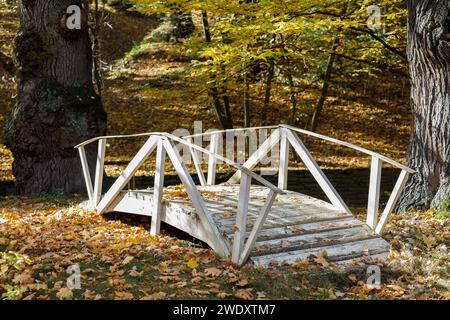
[66,264,81,290]
[66,5,81,30]
[366,265,381,288]
[367,5,385,33]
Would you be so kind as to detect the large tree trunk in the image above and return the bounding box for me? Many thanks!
[5,0,107,195]
[397,1,450,211]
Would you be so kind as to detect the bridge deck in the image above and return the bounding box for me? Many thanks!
[107,184,390,267]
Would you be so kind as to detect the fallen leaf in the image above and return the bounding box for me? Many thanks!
[236,278,249,287]
[235,288,253,300]
[129,266,143,277]
[187,258,198,269]
[169,281,187,289]
[121,255,134,265]
[291,261,309,270]
[114,291,134,300]
[13,271,33,285]
[56,287,73,300]
[141,292,167,300]
[204,267,221,278]
[217,292,232,299]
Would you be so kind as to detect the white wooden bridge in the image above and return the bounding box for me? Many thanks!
[75,125,414,267]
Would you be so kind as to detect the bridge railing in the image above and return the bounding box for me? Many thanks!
[75,132,284,265]
[184,124,415,235]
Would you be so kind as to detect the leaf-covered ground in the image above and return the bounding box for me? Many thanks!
[0,196,448,300]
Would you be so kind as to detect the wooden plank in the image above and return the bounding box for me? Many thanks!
[96,135,158,214]
[187,137,207,186]
[232,174,252,264]
[150,139,166,236]
[253,225,377,256]
[375,170,409,234]
[240,217,364,242]
[218,210,351,231]
[286,130,351,213]
[162,138,230,257]
[93,138,106,207]
[250,237,390,267]
[239,190,276,265]
[367,156,382,229]
[78,146,94,204]
[228,129,280,183]
[207,133,219,185]
[278,128,289,189]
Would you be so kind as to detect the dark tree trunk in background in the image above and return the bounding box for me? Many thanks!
[0,51,15,75]
[310,37,339,132]
[201,11,233,130]
[5,0,107,195]
[260,59,274,126]
[397,0,450,211]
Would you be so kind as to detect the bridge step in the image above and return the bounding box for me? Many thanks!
[106,185,390,267]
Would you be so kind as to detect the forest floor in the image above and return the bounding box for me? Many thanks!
[0,4,448,300]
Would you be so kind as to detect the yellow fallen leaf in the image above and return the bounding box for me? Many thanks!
[122,255,134,265]
[223,211,233,218]
[187,258,198,269]
[291,261,309,270]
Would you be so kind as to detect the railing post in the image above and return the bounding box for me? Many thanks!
[232,173,251,264]
[93,138,106,208]
[78,146,94,205]
[375,170,409,234]
[187,137,207,186]
[207,133,219,185]
[367,156,382,229]
[238,190,276,266]
[278,128,289,189]
[151,138,166,236]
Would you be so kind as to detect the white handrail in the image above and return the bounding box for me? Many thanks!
[280,125,415,174]
[74,125,413,174]
[161,133,284,194]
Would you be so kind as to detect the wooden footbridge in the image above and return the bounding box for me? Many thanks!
[75,125,414,267]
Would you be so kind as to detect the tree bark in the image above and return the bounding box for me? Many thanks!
[243,72,250,128]
[310,37,339,132]
[397,0,450,211]
[5,0,107,195]
[201,11,233,130]
[0,51,15,75]
[260,59,274,126]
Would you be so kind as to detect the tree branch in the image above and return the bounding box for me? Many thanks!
[350,26,407,60]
